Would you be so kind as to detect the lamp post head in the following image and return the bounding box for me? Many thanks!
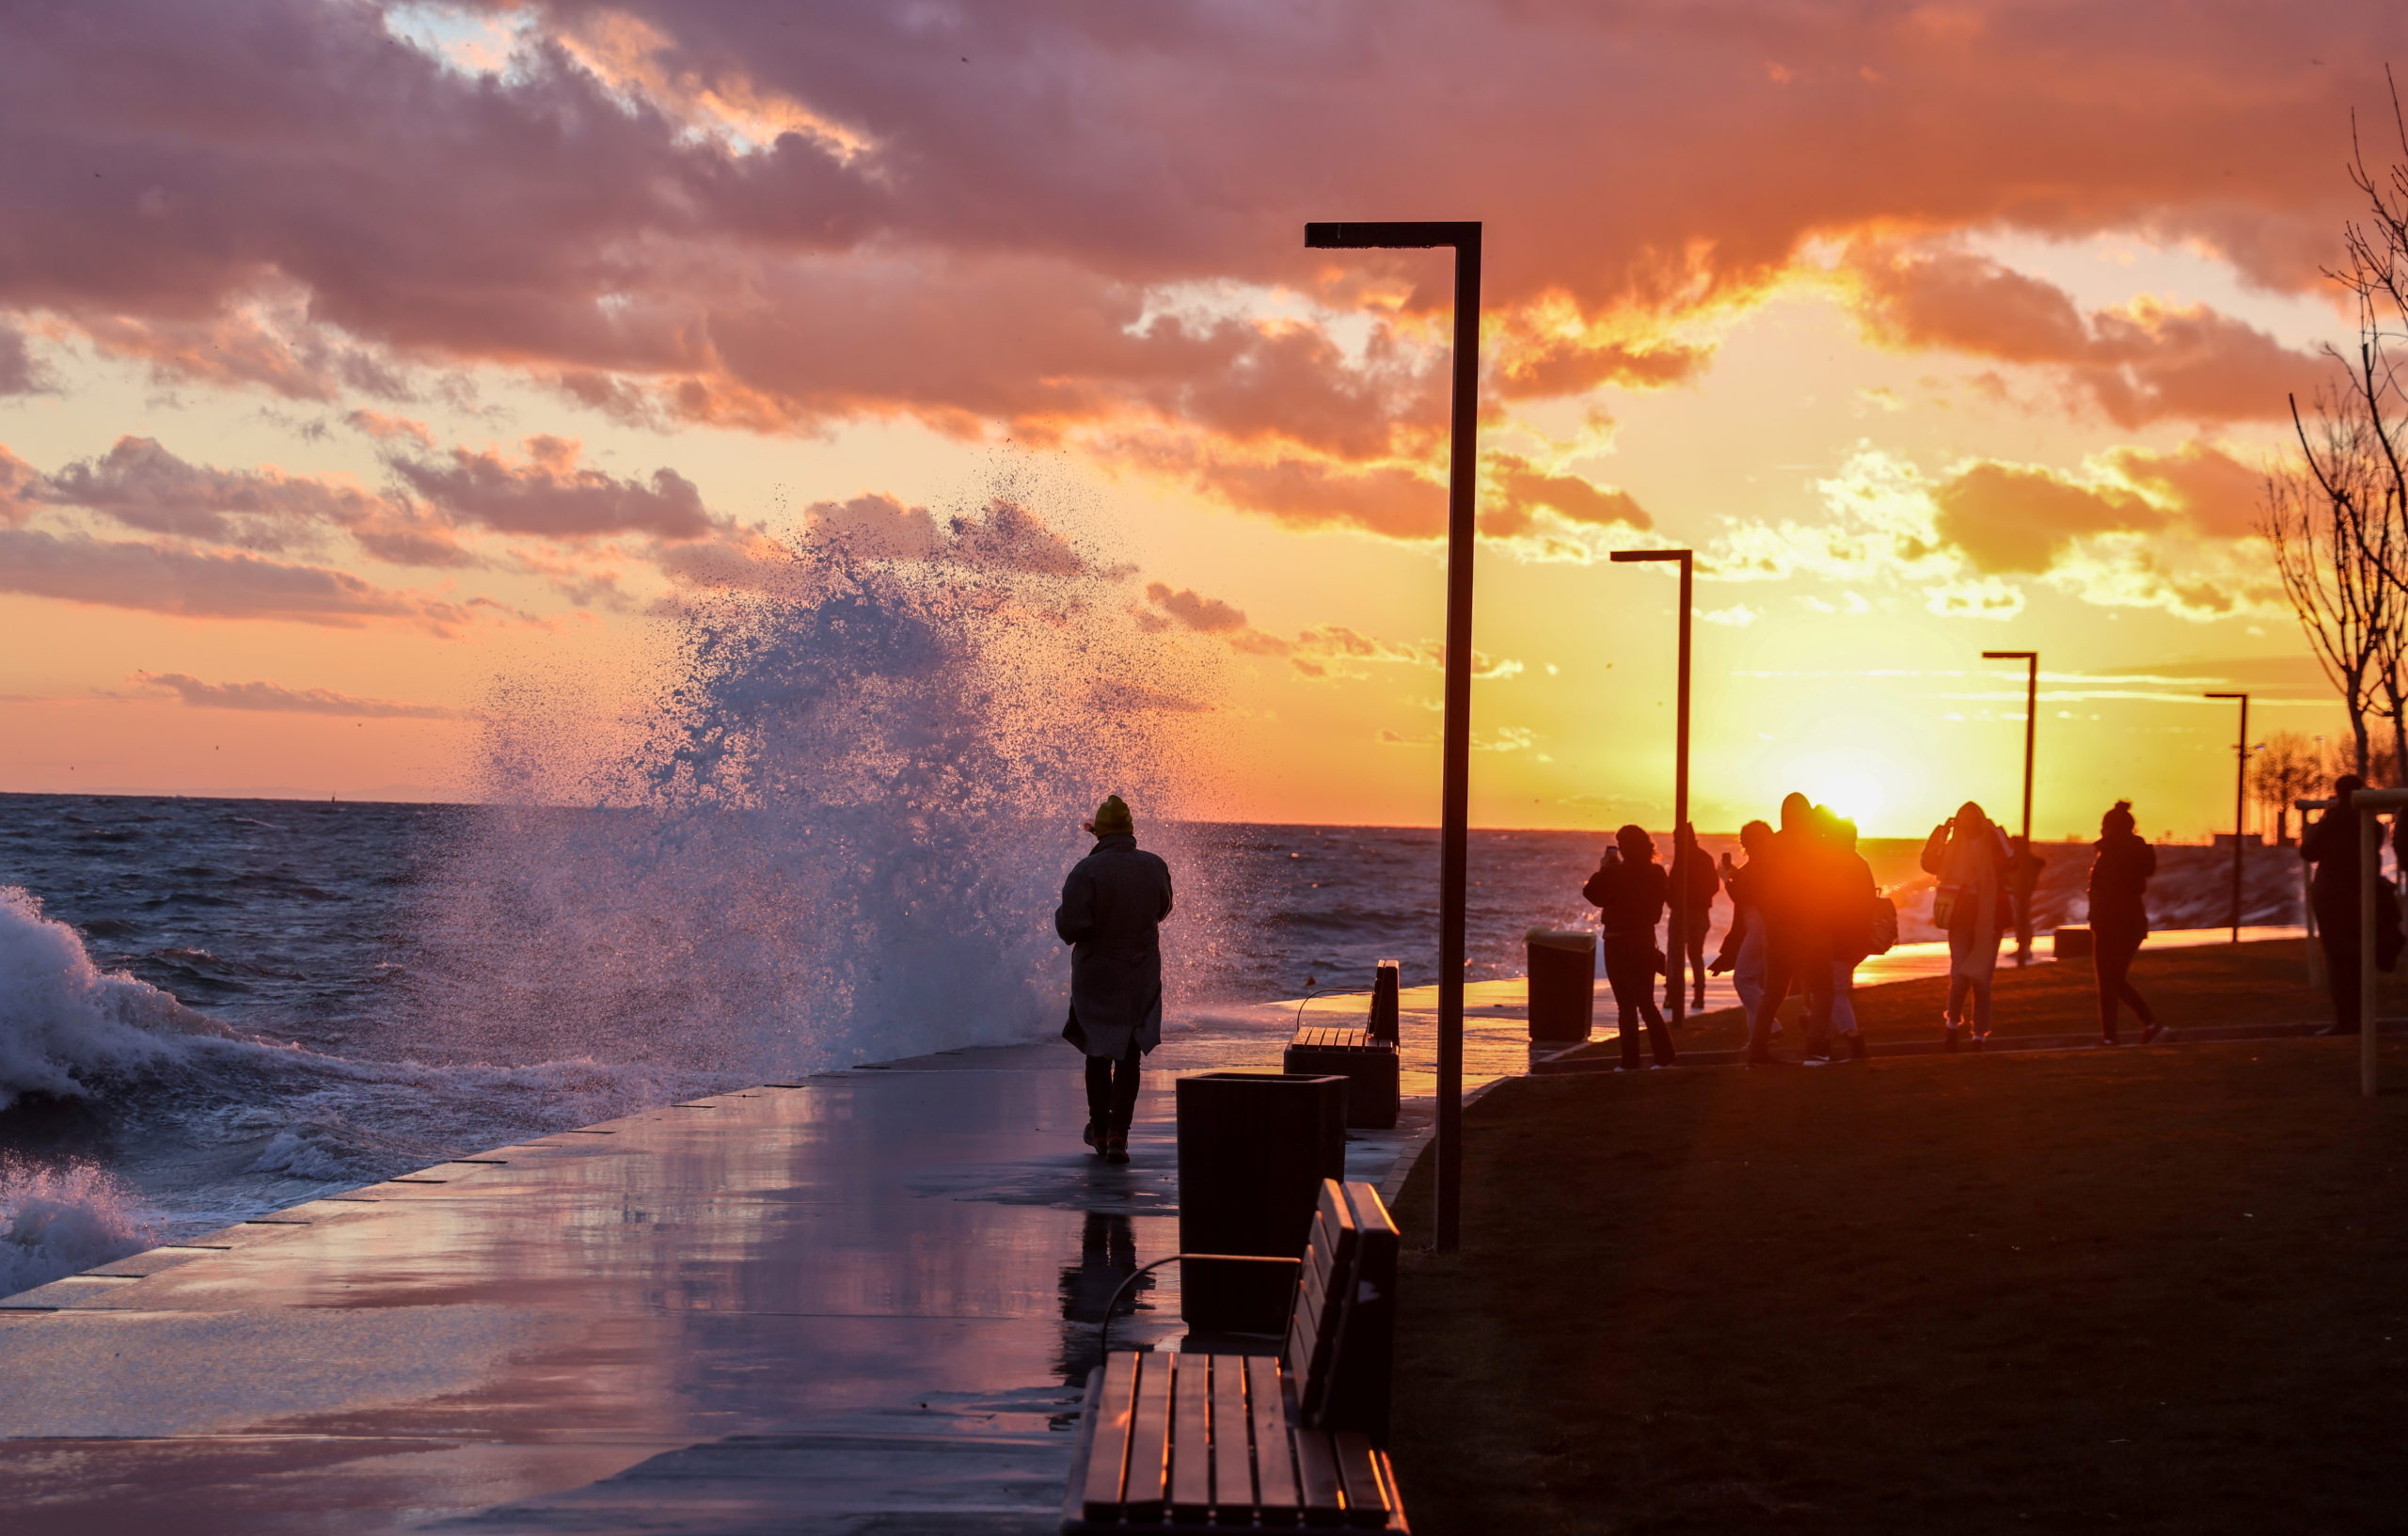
[1981,650,2037,661]
[1609,548,1690,565]
[1305,220,1480,250]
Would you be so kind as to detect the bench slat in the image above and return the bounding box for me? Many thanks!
[1292,1425,1347,1526]
[1124,1352,1173,1520]
[1331,1430,1391,1528]
[1170,1353,1212,1522]
[1079,1351,1139,1518]
[1247,1356,1301,1525]
[1212,1353,1254,1518]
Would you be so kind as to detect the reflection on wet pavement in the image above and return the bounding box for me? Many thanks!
[0,992,1500,1533]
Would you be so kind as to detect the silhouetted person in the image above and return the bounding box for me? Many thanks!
[1747,792,1835,1065]
[2088,800,2161,1045]
[1712,819,1774,1028]
[2008,834,2048,964]
[1666,824,1719,1012]
[1922,800,2011,1050]
[2303,775,2369,1035]
[1583,824,1676,1069]
[1055,794,1174,1162]
[1817,810,1877,1063]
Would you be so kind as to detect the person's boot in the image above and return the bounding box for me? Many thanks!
[1084,1120,1103,1151]
[2140,1017,2163,1045]
[1944,1015,1961,1053]
[1104,1132,1130,1165]
[1846,1032,1869,1062]
[2100,1027,2118,1047]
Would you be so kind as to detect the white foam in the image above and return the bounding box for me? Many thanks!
[0,885,238,1111]
[0,1156,156,1298]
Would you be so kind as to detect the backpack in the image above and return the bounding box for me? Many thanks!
[1866,892,1900,956]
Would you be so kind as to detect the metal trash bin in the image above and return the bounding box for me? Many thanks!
[1527,927,1596,1042]
[1175,1071,1348,1333]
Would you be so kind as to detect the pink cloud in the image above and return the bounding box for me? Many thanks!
[0,527,478,629]
[388,435,716,540]
[0,0,2400,536]
[130,671,466,719]
[1852,246,2328,426]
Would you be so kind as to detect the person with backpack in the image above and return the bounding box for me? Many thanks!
[2088,800,2162,1045]
[1922,800,2013,1050]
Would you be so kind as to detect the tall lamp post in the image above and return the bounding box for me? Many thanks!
[2206,691,2249,942]
[1982,650,2038,961]
[1306,220,1481,1252]
[1611,548,1693,1023]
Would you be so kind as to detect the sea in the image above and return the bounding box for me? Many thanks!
[0,790,2314,1297]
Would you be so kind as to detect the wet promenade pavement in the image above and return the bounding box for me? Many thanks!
[0,926,2296,1531]
[0,996,1560,1534]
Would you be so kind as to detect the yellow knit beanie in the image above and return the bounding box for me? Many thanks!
[1092,795,1133,835]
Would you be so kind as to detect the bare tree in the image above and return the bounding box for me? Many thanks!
[2250,731,2329,843]
[2328,68,2408,774]
[2264,396,2392,776]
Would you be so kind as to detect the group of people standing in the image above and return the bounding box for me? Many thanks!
[1583,794,2174,1062]
[1583,794,1887,1067]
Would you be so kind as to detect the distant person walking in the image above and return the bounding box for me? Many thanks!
[1583,824,1677,1069]
[2008,834,2048,964]
[1055,795,1174,1163]
[1747,792,1835,1066]
[1667,824,1719,1013]
[1711,819,1774,1029]
[2087,800,2161,1045]
[1922,800,2012,1050]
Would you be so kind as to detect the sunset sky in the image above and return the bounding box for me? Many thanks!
[1,1,2399,836]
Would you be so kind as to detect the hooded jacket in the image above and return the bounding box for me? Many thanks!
[1054,832,1175,1058]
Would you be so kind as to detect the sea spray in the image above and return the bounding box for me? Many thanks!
[407,482,1231,1075]
[0,1156,155,1298]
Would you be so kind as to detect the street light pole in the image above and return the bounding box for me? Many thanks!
[1611,548,1693,1025]
[1306,220,1481,1252]
[1982,650,2038,962]
[2206,691,2249,942]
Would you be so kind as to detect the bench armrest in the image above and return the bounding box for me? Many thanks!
[1097,1253,1302,1355]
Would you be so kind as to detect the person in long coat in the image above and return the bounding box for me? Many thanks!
[1922,800,2012,1050]
[2087,799,2161,1045]
[1054,794,1174,1163]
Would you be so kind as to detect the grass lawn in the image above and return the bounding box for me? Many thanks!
[1390,958,2408,1533]
[1560,936,2408,1059]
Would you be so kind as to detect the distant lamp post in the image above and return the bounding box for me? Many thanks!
[2206,691,2249,942]
[1305,219,1481,1253]
[1610,547,1693,1024]
[1982,650,2038,962]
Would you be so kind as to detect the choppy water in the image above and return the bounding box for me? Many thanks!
[0,790,2313,1294]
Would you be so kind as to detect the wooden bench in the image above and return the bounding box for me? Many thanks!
[1064,1179,1406,1532]
[1282,963,1402,1130]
